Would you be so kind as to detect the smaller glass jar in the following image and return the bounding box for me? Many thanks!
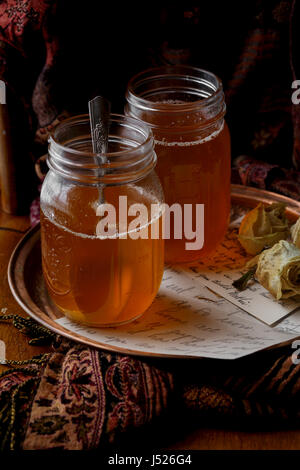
[125,66,231,264]
[40,114,164,326]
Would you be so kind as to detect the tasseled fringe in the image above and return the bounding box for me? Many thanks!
[0,313,54,450]
[0,313,56,346]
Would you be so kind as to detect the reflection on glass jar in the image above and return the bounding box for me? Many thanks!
[40,114,164,326]
[125,66,231,264]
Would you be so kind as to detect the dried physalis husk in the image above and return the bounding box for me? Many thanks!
[256,240,300,300]
[238,202,289,255]
[291,217,300,248]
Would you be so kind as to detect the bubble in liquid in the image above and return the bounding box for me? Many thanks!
[42,202,164,240]
[154,121,224,147]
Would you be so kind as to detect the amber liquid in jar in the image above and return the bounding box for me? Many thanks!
[154,120,231,264]
[41,183,164,326]
[126,66,231,264]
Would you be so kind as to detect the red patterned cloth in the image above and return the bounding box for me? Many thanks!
[1,329,300,450]
[0,0,59,126]
[21,338,173,450]
[233,155,300,200]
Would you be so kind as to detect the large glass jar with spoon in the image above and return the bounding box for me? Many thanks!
[40,114,164,326]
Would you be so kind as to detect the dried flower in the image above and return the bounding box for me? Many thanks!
[232,266,257,291]
[238,203,288,255]
[255,240,300,300]
[290,217,300,248]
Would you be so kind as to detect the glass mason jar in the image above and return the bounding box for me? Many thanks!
[40,114,164,326]
[125,65,231,264]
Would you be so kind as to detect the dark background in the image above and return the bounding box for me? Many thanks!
[0,1,298,211]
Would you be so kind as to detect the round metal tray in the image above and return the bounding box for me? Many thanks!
[7,185,300,358]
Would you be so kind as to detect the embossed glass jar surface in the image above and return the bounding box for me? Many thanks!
[125,66,231,263]
[40,114,164,326]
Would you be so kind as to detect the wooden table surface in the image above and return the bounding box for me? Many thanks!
[1,209,300,450]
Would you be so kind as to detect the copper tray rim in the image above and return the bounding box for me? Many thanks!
[7,184,300,359]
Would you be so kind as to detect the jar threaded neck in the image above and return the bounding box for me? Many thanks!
[48,114,156,185]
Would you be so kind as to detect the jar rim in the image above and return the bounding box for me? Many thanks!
[49,113,154,159]
[126,65,223,113]
[47,113,157,185]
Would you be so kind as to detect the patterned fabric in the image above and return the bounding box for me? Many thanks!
[148,2,297,169]
[0,334,173,450]
[182,345,300,423]
[24,338,173,450]
[233,155,300,200]
[0,367,41,449]
[0,0,60,127]
[0,1,299,167]
[1,1,299,207]
[1,322,300,450]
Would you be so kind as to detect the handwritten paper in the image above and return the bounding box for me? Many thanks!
[53,213,300,360]
[56,265,299,360]
[276,309,300,334]
[182,229,300,326]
